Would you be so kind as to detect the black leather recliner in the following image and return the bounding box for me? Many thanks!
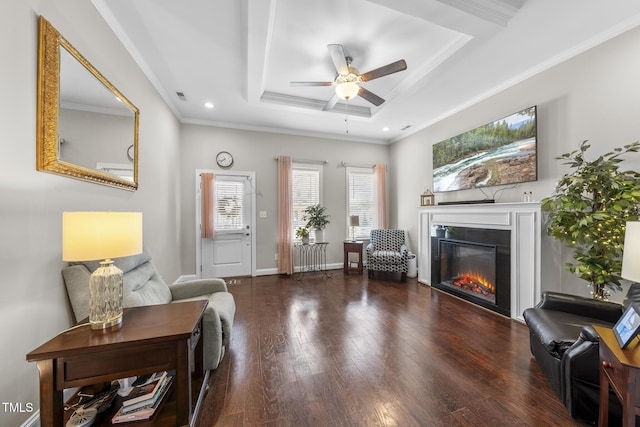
[523,285,640,424]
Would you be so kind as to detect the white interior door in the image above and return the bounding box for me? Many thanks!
[198,172,254,278]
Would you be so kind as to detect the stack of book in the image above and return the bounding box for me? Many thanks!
[111,371,174,424]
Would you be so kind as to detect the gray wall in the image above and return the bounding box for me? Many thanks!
[59,108,134,169]
[179,124,390,274]
[0,1,182,425]
[390,24,640,301]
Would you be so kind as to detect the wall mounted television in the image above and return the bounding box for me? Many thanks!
[432,106,537,193]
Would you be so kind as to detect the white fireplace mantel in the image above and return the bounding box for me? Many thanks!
[418,202,541,321]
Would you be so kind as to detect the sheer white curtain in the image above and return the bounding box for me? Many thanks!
[277,156,294,274]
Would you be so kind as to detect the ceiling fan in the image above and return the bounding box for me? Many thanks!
[291,44,407,111]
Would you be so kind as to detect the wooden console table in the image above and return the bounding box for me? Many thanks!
[27,300,208,427]
[594,325,640,426]
[343,241,363,274]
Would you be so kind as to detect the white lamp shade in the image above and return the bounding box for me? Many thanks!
[349,215,360,227]
[335,82,359,100]
[622,221,640,282]
[63,212,143,261]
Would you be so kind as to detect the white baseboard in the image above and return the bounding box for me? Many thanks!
[256,268,278,276]
[181,264,344,282]
[21,389,77,427]
[257,263,343,276]
[180,270,279,280]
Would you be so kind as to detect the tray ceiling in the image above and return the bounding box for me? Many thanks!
[92,0,640,143]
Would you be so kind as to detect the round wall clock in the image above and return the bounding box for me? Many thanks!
[216,151,233,168]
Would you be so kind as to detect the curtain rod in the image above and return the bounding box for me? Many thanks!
[274,157,327,165]
[340,161,375,169]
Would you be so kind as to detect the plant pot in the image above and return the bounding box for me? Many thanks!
[315,229,324,243]
[302,236,309,244]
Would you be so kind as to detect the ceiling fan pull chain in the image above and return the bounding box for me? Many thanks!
[345,102,349,134]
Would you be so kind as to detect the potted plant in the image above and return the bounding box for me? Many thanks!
[296,226,310,244]
[541,140,640,300]
[303,204,330,242]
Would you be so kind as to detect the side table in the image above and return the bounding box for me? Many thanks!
[343,241,363,274]
[27,300,208,427]
[594,325,640,426]
[295,242,331,280]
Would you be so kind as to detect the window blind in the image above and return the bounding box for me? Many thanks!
[214,180,244,231]
[292,165,321,240]
[347,168,375,239]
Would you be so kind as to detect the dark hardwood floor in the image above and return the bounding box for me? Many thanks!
[195,272,581,426]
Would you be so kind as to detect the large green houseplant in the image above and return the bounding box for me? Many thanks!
[541,140,640,300]
[303,204,330,242]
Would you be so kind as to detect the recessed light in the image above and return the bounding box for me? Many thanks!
[382,126,390,132]
[204,102,214,109]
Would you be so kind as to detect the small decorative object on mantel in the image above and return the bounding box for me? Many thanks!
[420,188,435,206]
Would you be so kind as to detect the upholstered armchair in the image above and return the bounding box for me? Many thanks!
[61,249,235,371]
[366,229,409,280]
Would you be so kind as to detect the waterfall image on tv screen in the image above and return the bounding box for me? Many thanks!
[432,106,537,193]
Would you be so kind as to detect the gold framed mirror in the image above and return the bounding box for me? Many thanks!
[36,16,139,191]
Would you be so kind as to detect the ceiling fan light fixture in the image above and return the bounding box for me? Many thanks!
[335,81,360,100]
[335,71,361,100]
[291,44,406,110]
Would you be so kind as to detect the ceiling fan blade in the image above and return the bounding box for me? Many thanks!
[290,81,333,87]
[327,44,349,75]
[358,87,385,106]
[360,59,407,82]
[323,94,340,111]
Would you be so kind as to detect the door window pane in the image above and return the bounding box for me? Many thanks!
[215,180,244,231]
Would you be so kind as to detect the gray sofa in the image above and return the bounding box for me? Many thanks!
[62,249,235,371]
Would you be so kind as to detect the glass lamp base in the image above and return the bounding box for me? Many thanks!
[89,259,124,330]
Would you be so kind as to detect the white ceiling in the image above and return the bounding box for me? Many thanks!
[92,0,640,144]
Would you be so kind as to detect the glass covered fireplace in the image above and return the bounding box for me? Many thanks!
[439,240,496,305]
[431,226,510,316]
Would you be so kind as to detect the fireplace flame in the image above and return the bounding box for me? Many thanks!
[451,271,495,296]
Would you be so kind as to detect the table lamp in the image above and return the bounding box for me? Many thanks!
[349,215,360,242]
[622,221,640,285]
[62,212,143,330]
